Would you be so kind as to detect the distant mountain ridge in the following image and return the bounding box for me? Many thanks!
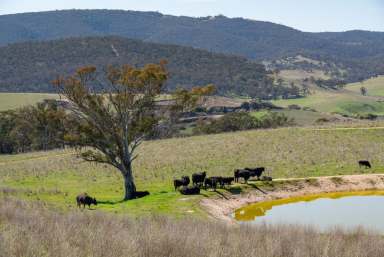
[0,36,282,98]
[1,9,383,82]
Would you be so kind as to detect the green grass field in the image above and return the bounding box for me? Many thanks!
[0,93,59,111]
[347,76,384,97]
[1,126,384,217]
[273,84,384,116]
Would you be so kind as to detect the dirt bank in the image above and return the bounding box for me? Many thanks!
[200,174,384,223]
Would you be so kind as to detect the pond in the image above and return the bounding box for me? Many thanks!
[233,191,384,232]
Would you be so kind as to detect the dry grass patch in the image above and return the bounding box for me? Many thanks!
[1,198,384,257]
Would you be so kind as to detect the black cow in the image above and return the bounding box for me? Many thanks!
[76,193,97,209]
[179,185,200,195]
[174,176,190,190]
[234,169,251,184]
[204,177,219,190]
[359,160,372,169]
[135,191,150,198]
[221,177,235,187]
[192,172,207,187]
[245,167,265,180]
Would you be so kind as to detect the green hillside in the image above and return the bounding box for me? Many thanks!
[273,77,384,116]
[1,126,384,216]
[347,76,384,97]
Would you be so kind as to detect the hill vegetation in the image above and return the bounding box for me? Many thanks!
[0,36,279,98]
[1,10,384,82]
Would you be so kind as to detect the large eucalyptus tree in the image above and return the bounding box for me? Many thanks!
[54,62,214,200]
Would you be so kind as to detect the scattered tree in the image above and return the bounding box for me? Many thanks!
[53,62,214,200]
[360,86,367,96]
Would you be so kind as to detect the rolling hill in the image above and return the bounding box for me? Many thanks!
[272,76,384,116]
[0,36,275,97]
[1,10,384,82]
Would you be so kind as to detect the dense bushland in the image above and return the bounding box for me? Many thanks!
[194,112,294,135]
[0,37,284,99]
[1,10,383,82]
[0,100,65,153]
[0,99,293,154]
[0,198,383,257]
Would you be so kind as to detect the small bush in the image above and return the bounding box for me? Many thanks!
[315,118,330,123]
[288,104,301,110]
[356,113,378,120]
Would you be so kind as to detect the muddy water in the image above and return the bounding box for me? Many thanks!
[233,191,384,232]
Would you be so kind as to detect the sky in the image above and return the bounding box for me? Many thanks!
[0,0,383,32]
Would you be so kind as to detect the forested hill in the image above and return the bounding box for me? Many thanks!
[0,36,277,98]
[1,10,384,82]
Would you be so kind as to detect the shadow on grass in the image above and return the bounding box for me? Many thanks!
[224,186,243,195]
[97,199,125,205]
[248,183,268,195]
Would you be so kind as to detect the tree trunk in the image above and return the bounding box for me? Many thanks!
[122,163,136,200]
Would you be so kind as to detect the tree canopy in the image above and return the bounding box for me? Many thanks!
[53,62,214,200]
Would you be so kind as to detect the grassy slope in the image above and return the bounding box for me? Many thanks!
[1,127,384,217]
[0,93,59,111]
[273,87,384,116]
[347,76,384,97]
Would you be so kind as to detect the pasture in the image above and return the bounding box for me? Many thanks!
[347,76,384,97]
[1,126,384,217]
[272,86,384,116]
[0,93,59,111]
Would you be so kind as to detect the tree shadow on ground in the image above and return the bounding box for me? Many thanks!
[97,199,125,205]
[248,183,268,195]
[223,186,243,195]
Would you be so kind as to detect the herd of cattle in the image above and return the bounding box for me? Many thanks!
[174,167,272,195]
[76,160,372,207]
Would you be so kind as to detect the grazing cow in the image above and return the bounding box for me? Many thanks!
[174,176,190,190]
[204,177,219,190]
[192,172,207,187]
[179,185,200,195]
[76,193,97,209]
[359,160,372,169]
[135,191,150,198]
[234,169,251,183]
[245,167,265,180]
[221,177,235,187]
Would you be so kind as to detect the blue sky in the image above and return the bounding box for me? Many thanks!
[0,0,383,32]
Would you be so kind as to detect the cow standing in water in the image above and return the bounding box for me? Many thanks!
[76,193,97,209]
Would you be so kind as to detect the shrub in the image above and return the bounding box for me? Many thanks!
[315,118,330,123]
[194,112,294,135]
[356,113,378,120]
[288,104,301,110]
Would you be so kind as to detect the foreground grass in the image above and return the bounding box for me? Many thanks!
[1,126,384,217]
[1,198,383,257]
